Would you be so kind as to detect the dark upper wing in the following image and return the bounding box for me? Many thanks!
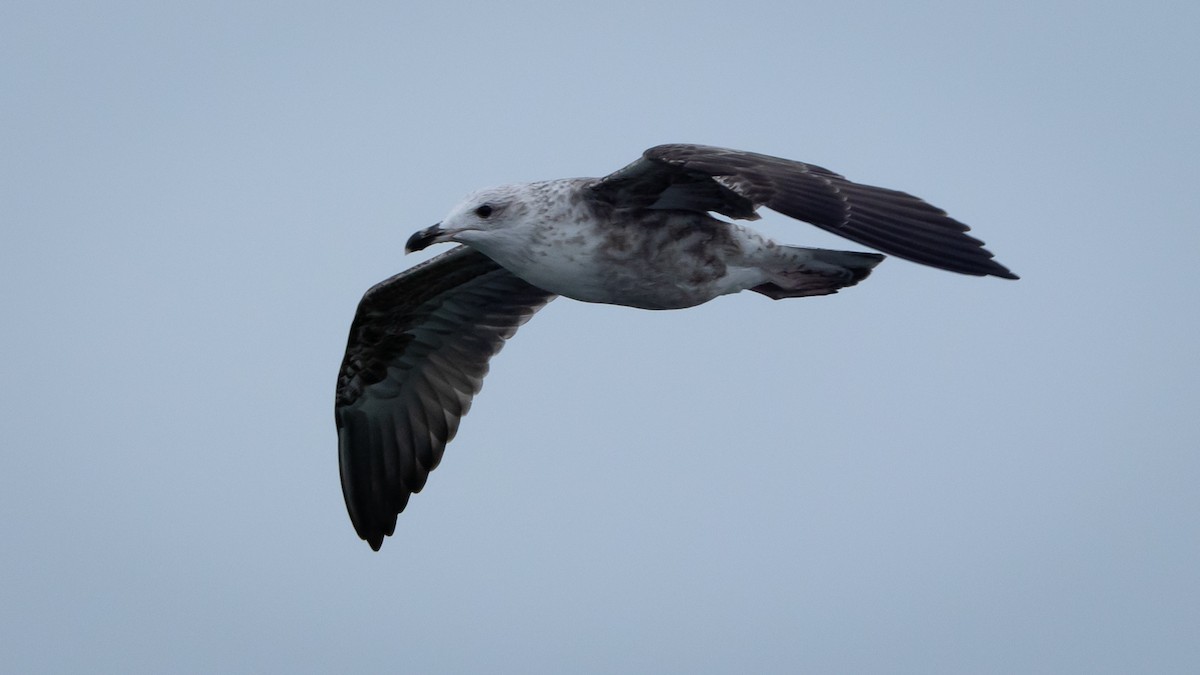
[336,246,556,550]
[590,144,1017,279]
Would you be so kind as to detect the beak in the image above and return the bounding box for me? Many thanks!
[405,223,447,253]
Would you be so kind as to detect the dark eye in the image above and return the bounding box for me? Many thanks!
[474,204,493,218]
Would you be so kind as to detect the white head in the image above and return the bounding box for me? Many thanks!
[405,184,534,254]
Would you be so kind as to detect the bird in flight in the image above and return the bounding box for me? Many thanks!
[336,144,1017,550]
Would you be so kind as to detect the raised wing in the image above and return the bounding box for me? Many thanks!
[591,144,1017,279]
[336,246,556,550]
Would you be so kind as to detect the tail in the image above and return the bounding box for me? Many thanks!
[750,247,885,300]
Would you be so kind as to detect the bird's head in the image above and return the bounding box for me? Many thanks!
[406,185,530,254]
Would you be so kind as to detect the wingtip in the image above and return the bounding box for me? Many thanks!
[987,262,1020,280]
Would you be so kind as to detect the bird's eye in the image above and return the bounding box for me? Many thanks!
[474,204,493,218]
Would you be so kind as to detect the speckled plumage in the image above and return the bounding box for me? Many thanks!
[337,144,1017,550]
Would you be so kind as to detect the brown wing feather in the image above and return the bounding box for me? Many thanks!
[336,246,556,550]
[594,144,1017,279]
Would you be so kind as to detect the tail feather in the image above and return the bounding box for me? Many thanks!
[751,248,885,299]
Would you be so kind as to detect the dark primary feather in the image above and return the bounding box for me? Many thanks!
[591,144,1017,279]
[336,246,555,550]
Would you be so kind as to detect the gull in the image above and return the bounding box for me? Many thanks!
[335,144,1017,550]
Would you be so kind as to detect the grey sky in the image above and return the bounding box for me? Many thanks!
[3,1,1198,673]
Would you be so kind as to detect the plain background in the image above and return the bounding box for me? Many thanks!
[3,1,1198,673]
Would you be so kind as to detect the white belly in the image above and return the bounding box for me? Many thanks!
[472,213,773,310]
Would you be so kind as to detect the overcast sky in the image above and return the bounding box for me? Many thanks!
[3,1,1198,673]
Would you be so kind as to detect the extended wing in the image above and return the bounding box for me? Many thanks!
[591,144,1017,279]
[336,246,556,550]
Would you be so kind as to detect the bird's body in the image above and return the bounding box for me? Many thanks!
[337,144,1017,550]
[438,179,879,310]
